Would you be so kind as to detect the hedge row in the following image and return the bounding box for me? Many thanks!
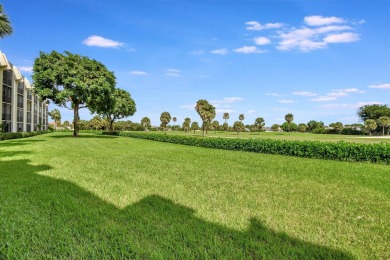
[0,131,50,141]
[119,132,390,164]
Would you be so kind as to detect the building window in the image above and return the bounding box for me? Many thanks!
[2,70,13,132]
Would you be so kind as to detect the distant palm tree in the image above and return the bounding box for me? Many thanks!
[141,117,151,131]
[48,109,61,130]
[284,113,294,133]
[223,113,229,132]
[239,114,244,122]
[377,116,390,136]
[254,117,265,134]
[195,99,216,137]
[0,5,12,38]
[160,112,171,134]
[172,117,177,132]
[364,119,377,136]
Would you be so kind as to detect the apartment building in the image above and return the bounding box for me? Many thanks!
[0,50,48,133]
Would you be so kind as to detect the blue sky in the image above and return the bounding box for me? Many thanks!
[1,0,389,126]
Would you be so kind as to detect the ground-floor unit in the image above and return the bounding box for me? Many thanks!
[0,50,48,132]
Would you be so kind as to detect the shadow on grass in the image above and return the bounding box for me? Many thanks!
[0,139,46,147]
[0,158,353,259]
[49,134,118,139]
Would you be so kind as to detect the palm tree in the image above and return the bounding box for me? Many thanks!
[254,117,265,134]
[182,117,191,133]
[223,112,229,132]
[141,117,151,131]
[0,5,13,38]
[284,113,294,133]
[233,121,244,134]
[239,114,244,122]
[364,119,377,136]
[160,112,171,134]
[172,117,177,132]
[48,109,61,130]
[211,120,219,134]
[195,99,216,137]
[377,116,390,136]
[191,121,199,133]
[63,120,70,129]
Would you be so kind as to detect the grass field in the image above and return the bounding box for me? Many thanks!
[1,132,389,258]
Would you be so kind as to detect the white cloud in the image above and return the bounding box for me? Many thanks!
[327,91,348,97]
[191,50,204,55]
[266,92,283,97]
[319,101,383,109]
[216,109,235,114]
[83,35,124,48]
[254,37,271,45]
[324,32,360,43]
[310,96,338,102]
[304,15,346,26]
[211,97,244,104]
[247,110,256,114]
[292,91,317,97]
[334,88,365,93]
[234,46,265,54]
[17,66,33,73]
[210,48,228,55]
[130,70,148,76]
[246,21,284,31]
[368,84,390,89]
[180,104,196,110]
[165,69,182,77]
[278,99,295,103]
[277,28,327,51]
[315,25,352,34]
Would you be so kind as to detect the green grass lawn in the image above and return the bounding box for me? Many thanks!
[161,130,390,144]
[1,132,389,258]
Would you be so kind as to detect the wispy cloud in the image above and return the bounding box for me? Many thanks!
[310,96,338,102]
[17,66,33,73]
[191,50,204,55]
[130,70,148,76]
[323,32,359,43]
[210,48,228,55]
[278,99,295,103]
[292,91,317,97]
[266,92,283,97]
[165,69,182,77]
[247,109,256,114]
[368,84,390,89]
[304,15,346,26]
[180,104,196,110]
[83,35,124,48]
[216,109,235,114]
[246,21,284,31]
[234,46,265,54]
[334,88,365,93]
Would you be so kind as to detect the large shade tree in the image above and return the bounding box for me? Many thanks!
[33,51,116,136]
[0,5,13,38]
[48,109,61,130]
[160,111,171,134]
[102,88,136,132]
[195,99,216,137]
[357,104,390,121]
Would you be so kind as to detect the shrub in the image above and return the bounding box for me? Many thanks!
[119,132,390,164]
[0,131,49,141]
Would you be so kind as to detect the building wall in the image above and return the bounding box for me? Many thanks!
[0,51,48,133]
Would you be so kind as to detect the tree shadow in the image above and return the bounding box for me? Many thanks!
[0,158,353,259]
[49,134,118,139]
[0,139,46,148]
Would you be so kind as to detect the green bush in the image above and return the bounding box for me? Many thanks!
[0,131,49,141]
[119,132,390,164]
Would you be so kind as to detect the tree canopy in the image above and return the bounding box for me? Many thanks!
[33,51,116,136]
[103,88,136,132]
[357,104,390,121]
[254,117,265,134]
[48,109,61,130]
[160,111,171,134]
[0,5,13,38]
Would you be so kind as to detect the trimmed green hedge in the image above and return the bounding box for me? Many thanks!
[119,132,390,164]
[0,131,50,141]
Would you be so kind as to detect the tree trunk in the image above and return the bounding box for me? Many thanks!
[73,103,79,137]
[383,126,385,136]
[109,119,114,132]
[202,122,205,137]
